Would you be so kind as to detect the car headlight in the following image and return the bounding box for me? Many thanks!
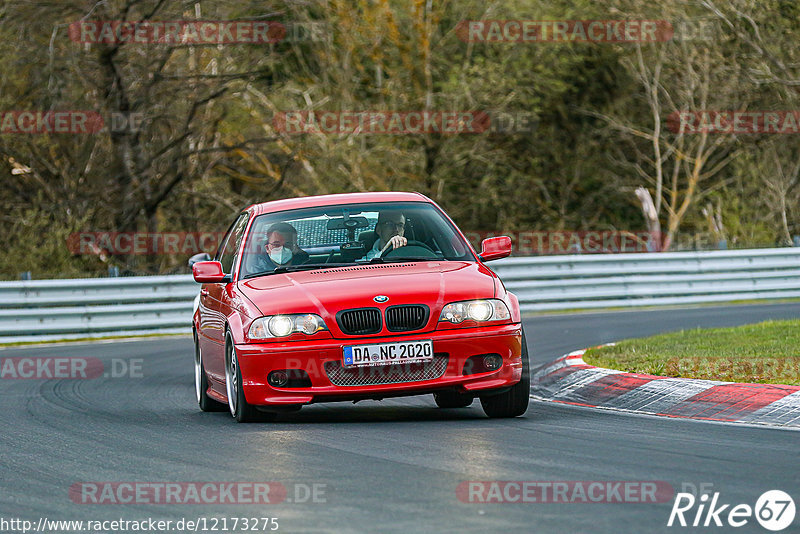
[439,299,511,324]
[248,314,328,339]
[269,316,294,337]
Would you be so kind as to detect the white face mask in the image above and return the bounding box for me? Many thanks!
[269,246,293,265]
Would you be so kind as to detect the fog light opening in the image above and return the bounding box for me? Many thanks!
[268,370,289,387]
[483,354,502,371]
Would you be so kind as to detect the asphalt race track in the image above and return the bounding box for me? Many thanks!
[2,303,799,534]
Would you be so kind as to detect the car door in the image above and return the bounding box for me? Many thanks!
[198,212,249,384]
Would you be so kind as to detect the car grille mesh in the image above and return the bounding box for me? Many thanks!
[386,305,428,332]
[337,308,382,335]
[324,354,449,386]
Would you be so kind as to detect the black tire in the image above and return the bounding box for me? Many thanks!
[433,391,474,408]
[194,331,227,412]
[480,327,530,418]
[225,331,277,423]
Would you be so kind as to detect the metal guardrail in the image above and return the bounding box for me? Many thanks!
[0,275,197,343]
[492,247,800,312]
[1,248,798,343]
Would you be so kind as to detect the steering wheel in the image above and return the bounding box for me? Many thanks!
[380,240,438,259]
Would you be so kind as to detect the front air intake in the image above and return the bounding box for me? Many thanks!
[337,308,382,335]
[385,305,429,332]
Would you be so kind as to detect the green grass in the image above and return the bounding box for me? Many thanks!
[520,297,800,317]
[583,319,800,385]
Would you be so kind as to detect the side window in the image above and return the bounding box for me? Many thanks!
[218,213,249,274]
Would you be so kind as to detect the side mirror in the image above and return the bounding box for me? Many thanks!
[479,236,512,262]
[188,252,212,268]
[192,261,229,283]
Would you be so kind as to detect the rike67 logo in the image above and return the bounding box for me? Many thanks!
[668,489,795,531]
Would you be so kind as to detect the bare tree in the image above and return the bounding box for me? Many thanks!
[591,1,746,249]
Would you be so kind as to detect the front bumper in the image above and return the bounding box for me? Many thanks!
[235,323,523,405]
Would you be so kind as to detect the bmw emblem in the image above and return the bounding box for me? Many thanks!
[373,295,389,303]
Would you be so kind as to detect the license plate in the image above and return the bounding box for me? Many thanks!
[342,340,434,368]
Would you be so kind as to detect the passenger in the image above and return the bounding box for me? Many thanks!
[253,222,309,271]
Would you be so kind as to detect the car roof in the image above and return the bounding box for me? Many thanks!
[245,191,432,216]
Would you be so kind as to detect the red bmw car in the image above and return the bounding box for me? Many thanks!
[191,192,529,422]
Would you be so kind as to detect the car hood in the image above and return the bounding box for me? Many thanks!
[238,261,497,334]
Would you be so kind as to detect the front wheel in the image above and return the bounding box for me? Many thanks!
[195,332,226,412]
[225,332,277,423]
[480,327,530,418]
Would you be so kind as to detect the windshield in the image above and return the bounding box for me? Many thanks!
[238,201,474,278]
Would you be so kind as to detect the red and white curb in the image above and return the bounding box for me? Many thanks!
[531,347,800,428]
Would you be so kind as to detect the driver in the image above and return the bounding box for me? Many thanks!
[364,211,407,260]
[252,222,309,271]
